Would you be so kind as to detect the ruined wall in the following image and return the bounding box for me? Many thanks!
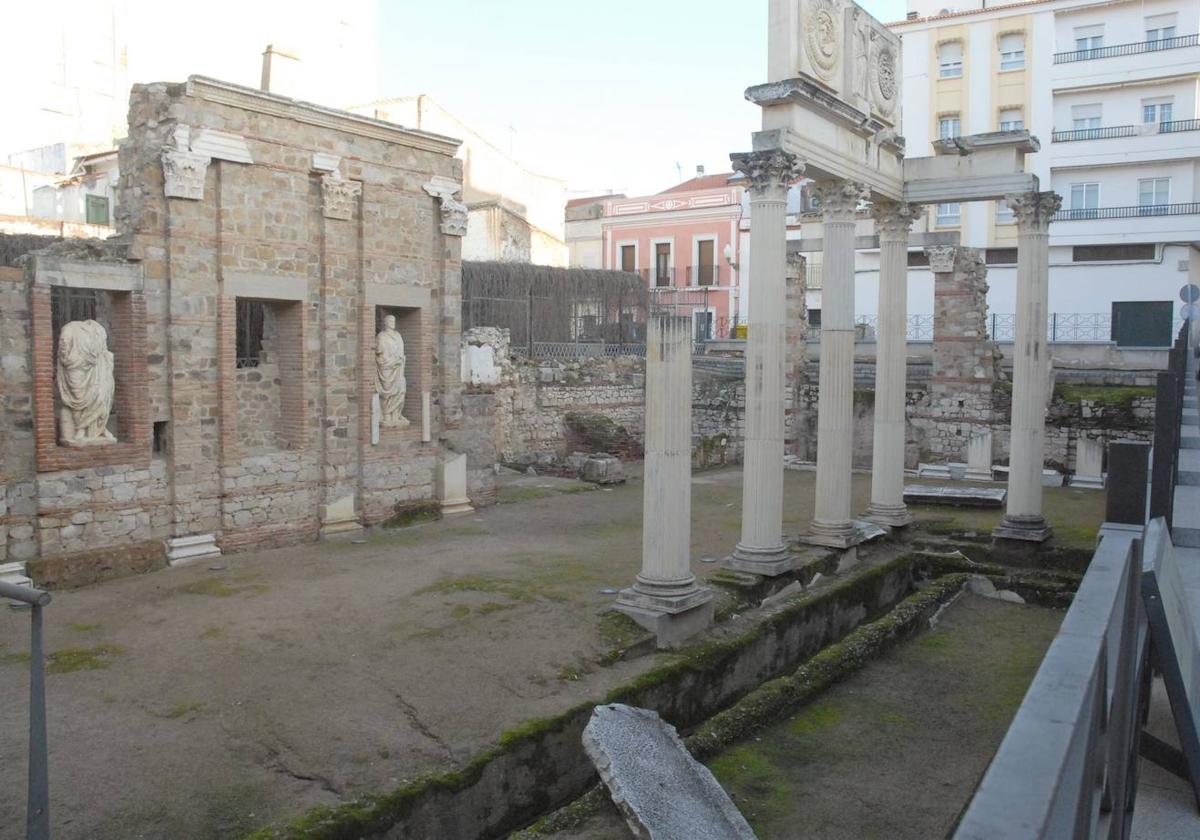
[2,77,491,584]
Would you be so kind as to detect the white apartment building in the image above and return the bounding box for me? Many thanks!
[837,0,1199,345]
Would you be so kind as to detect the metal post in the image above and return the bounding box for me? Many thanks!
[0,580,51,840]
[1106,442,1151,526]
[1149,370,1179,527]
[1052,312,1058,342]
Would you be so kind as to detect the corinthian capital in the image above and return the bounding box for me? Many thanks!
[730,149,804,196]
[870,200,922,238]
[812,180,869,221]
[1004,191,1061,232]
[924,245,957,273]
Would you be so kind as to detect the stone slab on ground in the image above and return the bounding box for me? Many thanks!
[582,703,757,840]
[903,485,1007,508]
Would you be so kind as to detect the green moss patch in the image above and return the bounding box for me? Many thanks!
[381,500,442,529]
[46,644,126,674]
[158,702,204,719]
[176,578,269,598]
[1053,384,1154,406]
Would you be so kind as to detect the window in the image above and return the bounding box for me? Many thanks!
[938,41,963,78]
[938,115,961,139]
[1139,177,1170,211]
[236,299,267,368]
[1143,98,1174,125]
[654,242,672,287]
[1074,24,1104,53]
[695,239,715,286]
[999,33,1025,70]
[1073,244,1156,262]
[996,200,1015,224]
[985,248,1018,265]
[85,194,109,225]
[907,251,930,267]
[153,421,169,457]
[936,202,961,226]
[1146,14,1178,44]
[998,108,1024,131]
[1071,104,1102,131]
[1069,182,1100,219]
[619,244,635,273]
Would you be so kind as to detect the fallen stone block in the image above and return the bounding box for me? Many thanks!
[581,454,625,485]
[583,703,757,840]
[903,485,1007,508]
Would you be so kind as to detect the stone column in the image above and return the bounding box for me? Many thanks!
[616,313,712,647]
[865,201,920,526]
[994,191,1061,542]
[723,149,804,575]
[804,180,868,548]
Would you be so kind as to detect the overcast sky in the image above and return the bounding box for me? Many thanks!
[379,0,906,197]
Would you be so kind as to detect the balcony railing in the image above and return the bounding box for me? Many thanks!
[637,266,726,288]
[1053,202,1200,221]
[1051,125,1136,142]
[1159,118,1200,133]
[1053,33,1199,63]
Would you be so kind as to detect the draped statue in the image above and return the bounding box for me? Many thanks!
[57,319,116,446]
[375,314,409,427]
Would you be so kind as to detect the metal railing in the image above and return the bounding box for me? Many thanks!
[638,266,727,288]
[2,580,52,840]
[1053,203,1200,221]
[954,319,1194,839]
[1051,125,1137,142]
[530,341,646,359]
[1159,118,1200,133]
[1054,33,1199,63]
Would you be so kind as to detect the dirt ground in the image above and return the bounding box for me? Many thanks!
[0,467,1101,839]
[553,594,1064,840]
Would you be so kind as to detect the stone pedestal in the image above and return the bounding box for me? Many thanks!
[1069,434,1105,489]
[616,314,712,647]
[165,534,221,566]
[864,201,920,526]
[438,453,474,515]
[723,149,803,575]
[803,180,868,549]
[320,494,363,536]
[965,430,994,482]
[994,192,1061,543]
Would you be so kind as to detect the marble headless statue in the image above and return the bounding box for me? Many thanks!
[57,319,116,446]
[376,314,409,427]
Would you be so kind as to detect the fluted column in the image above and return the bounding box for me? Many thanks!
[616,314,711,643]
[994,191,1061,542]
[865,201,921,526]
[803,180,869,548]
[723,149,804,576]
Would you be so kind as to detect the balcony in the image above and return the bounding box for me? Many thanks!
[1052,202,1200,221]
[637,265,727,288]
[1051,125,1136,142]
[1053,33,1199,64]
[1052,121,1200,143]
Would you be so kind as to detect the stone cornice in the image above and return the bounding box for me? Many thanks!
[812,180,869,220]
[1006,190,1062,232]
[744,78,906,156]
[183,76,462,158]
[729,149,804,195]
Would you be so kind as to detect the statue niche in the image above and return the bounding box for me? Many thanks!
[57,319,117,446]
[375,313,409,428]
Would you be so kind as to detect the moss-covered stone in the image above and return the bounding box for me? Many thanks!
[381,500,442,529]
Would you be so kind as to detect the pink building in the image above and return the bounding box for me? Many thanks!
[599,171,744,340]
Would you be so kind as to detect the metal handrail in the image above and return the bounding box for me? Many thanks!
[1052,203,1200,221]
[1051,125,1136,142]
[1,580,52,840]
[1159,118,1200,133]
[1054,33,1199,63]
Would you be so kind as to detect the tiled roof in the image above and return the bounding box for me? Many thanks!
[657,172,738,194]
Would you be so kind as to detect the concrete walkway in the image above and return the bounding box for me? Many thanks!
[1133,344,1200,838]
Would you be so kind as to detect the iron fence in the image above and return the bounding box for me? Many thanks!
[1051,125,1137,142]
[1053,32,1199,63]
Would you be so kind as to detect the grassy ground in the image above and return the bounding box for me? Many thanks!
[0,467,1097,839]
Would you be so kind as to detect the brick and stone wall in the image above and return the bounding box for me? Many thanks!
[2,77,493,583]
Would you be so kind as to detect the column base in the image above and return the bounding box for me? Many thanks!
[992,516,1053,543]
[719,543,797,577]
[964,469,995,483]
[440,497,475,516]
[614,586,714,649]
[796,520,867,550]
[1067,476,1104,490]
[165,534,222,567]
[862,503,912,528]
[320,496,363,537]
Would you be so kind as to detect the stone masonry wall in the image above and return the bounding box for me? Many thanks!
[1,78,489,583]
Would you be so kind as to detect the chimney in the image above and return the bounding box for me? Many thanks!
[906,11,919,18]
[696,165,706,177]
[260,44,302,97]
